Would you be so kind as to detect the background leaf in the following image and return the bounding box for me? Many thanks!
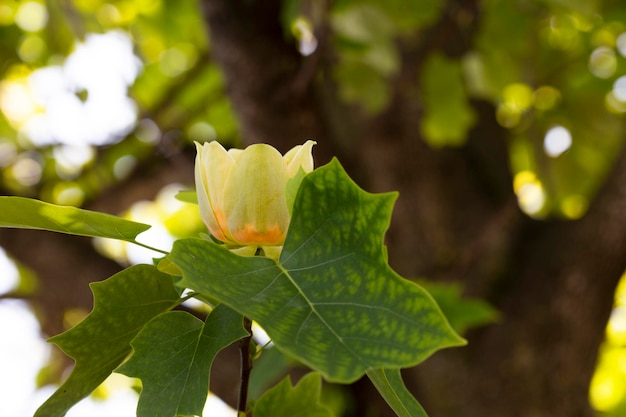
[249,348,294,400]
[169,159,465,383]
[418,281,499,334]
[419,53,476,147]
[0,196,150,241]
[34,265,181,417]
[367,368,428,417]
[117,304,247,417]
[254,373,333,417]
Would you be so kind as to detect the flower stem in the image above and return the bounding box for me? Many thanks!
[237,317,253,417]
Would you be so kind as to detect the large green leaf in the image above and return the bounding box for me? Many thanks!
[116,305,247,417]
[168,159,465,383]
[367,368,428,417]
[254,373,333,417]
[0,196,150,241]
[35,265,181,417]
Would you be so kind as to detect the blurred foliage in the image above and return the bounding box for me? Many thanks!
[0,0,238,204]
[418,280,499,335]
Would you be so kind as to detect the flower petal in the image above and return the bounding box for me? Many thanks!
[285,140,316,178]
[222,144,289,246]
[195,141,235,242]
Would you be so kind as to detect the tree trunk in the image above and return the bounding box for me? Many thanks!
[200,1,624,416]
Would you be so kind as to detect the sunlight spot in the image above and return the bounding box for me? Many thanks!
[617,32,626,57]
[188,121,216,143]
[204,393,237,417]
[502,83,534,113]
[156,184,186,215]
[53,144,95,178]
[113,155,137,180]
[0,139,17,167]
[560,194,587,219]
[11,155,42,186]
[612,76,626,102]
[543,125,572,157]
[65,31,140,89]
[534,86,561,110]
[0,247,19,294]
[0,79,37,126]
[126,202,174,265]
[607,306,626,345]
[135,118,161,145]
[547,14,581,50]
[52,182,85,206]
[93,238,127,264]
[590,374,623,412]
[292,17,318,56]
[181,291,211,313]
[96,3,122,27]
[0,4,14,25]
[495,104,521,128]
[605,91,626,114]
[159,47,188,77]
[616,276,626,306]
[14,31,142,146]
[589,47,617,79]
[14,1,48,32]
[0,300,50,417]
[31,378,139,417]
[513,171,546,216]
[18,34,46,62]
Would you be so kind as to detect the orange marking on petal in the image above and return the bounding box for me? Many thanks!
[231,223,285,246]
[208,207,229,242]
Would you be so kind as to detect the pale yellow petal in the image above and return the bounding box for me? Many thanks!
[222,144,289,246]
[195,141,235,242]
[285,140,316,178]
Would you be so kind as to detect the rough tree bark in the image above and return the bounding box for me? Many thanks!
[200,1,625,416]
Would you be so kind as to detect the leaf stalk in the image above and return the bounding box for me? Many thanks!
[237,316,253,416]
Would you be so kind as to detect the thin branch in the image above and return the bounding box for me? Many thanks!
[237,317,253,417]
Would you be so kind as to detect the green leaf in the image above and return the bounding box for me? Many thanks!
[418,281,499,335]
[420,53,476,147]
[34,265,181,417]
[254,373,333,417]
[169,159,465,383]
[0,196,150,241]
[249,347,294,400]
[117,304,247,417]
[367,368,428,417]
[175,190,198,204]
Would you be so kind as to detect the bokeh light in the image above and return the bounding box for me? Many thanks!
[14,1,48,32]
[514,171,546,216]
[0,31,142,148]
[543,125,572,158]
[589,46,617,79]
[0,247,19,294]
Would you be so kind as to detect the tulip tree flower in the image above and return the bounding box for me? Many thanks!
[195,140,316,257]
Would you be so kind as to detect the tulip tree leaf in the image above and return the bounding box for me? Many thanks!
[116,305,247,417]
[35,265,181,417]
[0,196,150,241]
[367,368,428,417]
[168,159,465,383]
[175,190,198,204]
[254,373,333,417]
